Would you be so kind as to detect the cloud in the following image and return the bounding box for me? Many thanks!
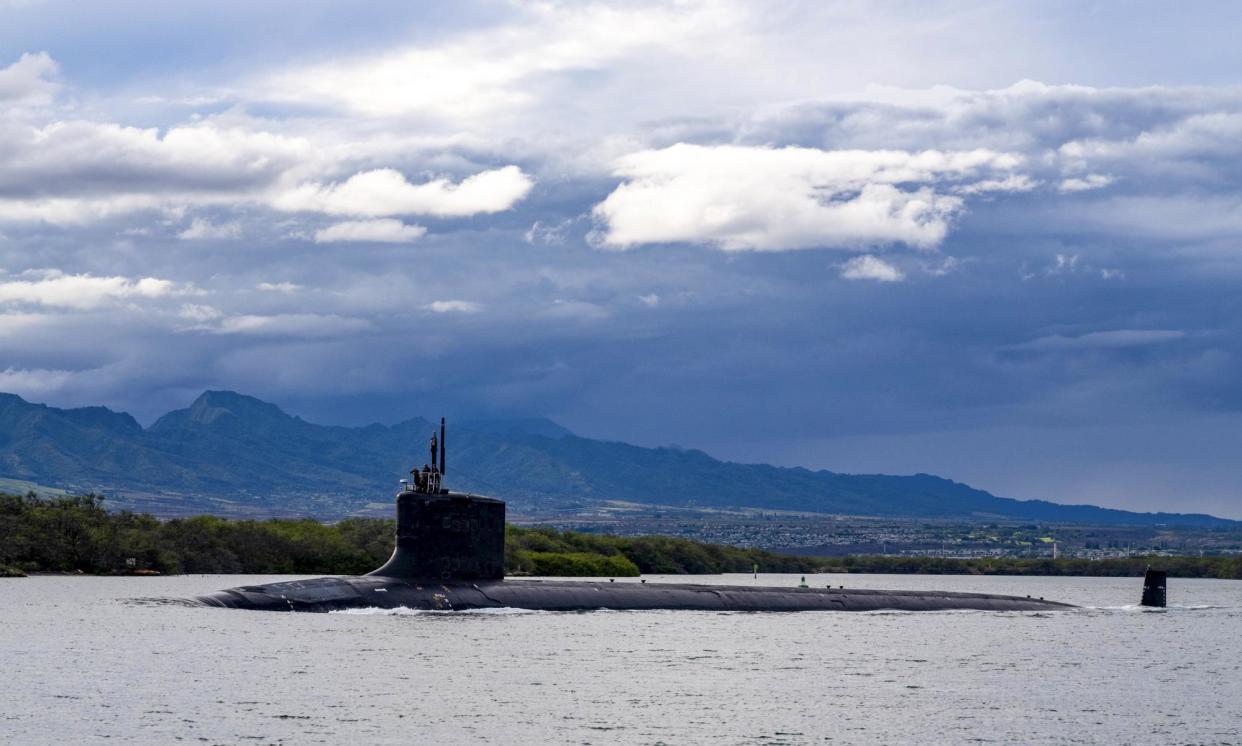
[255,3,739,121]
[1022,252,1123,282]
[525,218,576,245]
[255,281,301,293]
[593,144,1021,251]
[276,166,533,218]
[922,256,961,277]
[0,106,530,229]
[214,313,370,337]
[1049,253,1081,275]
[0,120,315,198]
[178,217,241,240]
[178,303,222,322]
[424,300,483,314]
[840,255,905,282]
[542,299,608,321]
[314,219,427,244]
[737,83,1242,239]
[0,366,74,396]
[0,52,58,106]
[0,270,179,309]
[1057,195,1242,242]
[1059,174,1113,193]
[0,311,53,336]
[954,174,1039,195]
[748,80,1242,156]
[0,193,165,225]
[1058,111,1242,169]
[0,118,318,225]
[1012,329,1187,352]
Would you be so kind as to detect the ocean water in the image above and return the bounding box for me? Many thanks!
[1,573,1239,745]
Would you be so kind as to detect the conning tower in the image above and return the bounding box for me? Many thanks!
[368,418,505,581]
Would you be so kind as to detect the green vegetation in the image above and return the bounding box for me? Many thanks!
[0,492,822,577]
[505,526,821,576]
[2,493,1241,579]
[0,492,391,575]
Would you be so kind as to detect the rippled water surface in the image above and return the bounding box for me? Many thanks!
[2,573,1239,744]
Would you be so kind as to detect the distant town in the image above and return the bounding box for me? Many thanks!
[524,504,1242,561]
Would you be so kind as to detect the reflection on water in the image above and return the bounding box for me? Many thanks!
[1,574,1239,744]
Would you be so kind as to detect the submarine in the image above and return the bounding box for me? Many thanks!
[199,419,1085,613]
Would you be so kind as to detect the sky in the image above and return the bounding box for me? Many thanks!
[2,0,1241,517]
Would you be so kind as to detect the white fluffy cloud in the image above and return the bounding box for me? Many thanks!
[594,144,1020,251]
[314,219,427,244]
[0,52,58,105]
[840,255,905,282]
[0,270,180,309]
[277,166,533,218]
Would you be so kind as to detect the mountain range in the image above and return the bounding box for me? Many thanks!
[0,390,1233,526]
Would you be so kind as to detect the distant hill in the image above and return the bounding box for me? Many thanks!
[0,390,1234,526]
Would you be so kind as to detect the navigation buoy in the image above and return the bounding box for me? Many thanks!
[1141,568,1168,608]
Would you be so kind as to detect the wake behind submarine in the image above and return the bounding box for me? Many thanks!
[198,419,1139,613]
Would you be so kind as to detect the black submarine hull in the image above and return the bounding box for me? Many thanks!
[197,575,1074,613]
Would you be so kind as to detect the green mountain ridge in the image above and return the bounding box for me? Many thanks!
[0,390,1233,526]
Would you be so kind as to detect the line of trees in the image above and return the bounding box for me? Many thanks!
[505,526,824,577]
[0,492,823,577]
[3,492,1240,579]
[0,492,392,575]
